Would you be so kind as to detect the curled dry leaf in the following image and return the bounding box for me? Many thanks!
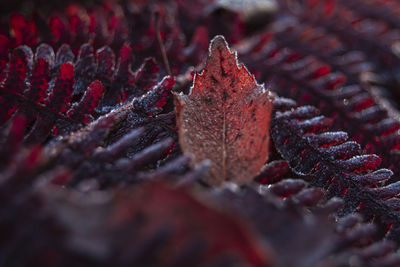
[174,35,272,186]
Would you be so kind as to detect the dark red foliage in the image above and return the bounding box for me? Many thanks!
[239,30,400,182]
[67,80,103,123]
[271,99,400,243]
[280,0,400,105]
[9,13,38,47]
[0,40,179,144]
[3,1,400,267]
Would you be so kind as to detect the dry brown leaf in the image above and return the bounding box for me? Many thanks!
[175,35,272,186]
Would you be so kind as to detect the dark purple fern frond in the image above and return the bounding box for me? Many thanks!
[271,99,400,243]
[0,40,178,144]
[238,33,400,180]
[281,0,400,80]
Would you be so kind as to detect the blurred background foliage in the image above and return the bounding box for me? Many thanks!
[0,0,106,16]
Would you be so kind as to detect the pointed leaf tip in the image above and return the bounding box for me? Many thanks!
[210,35,230,50]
